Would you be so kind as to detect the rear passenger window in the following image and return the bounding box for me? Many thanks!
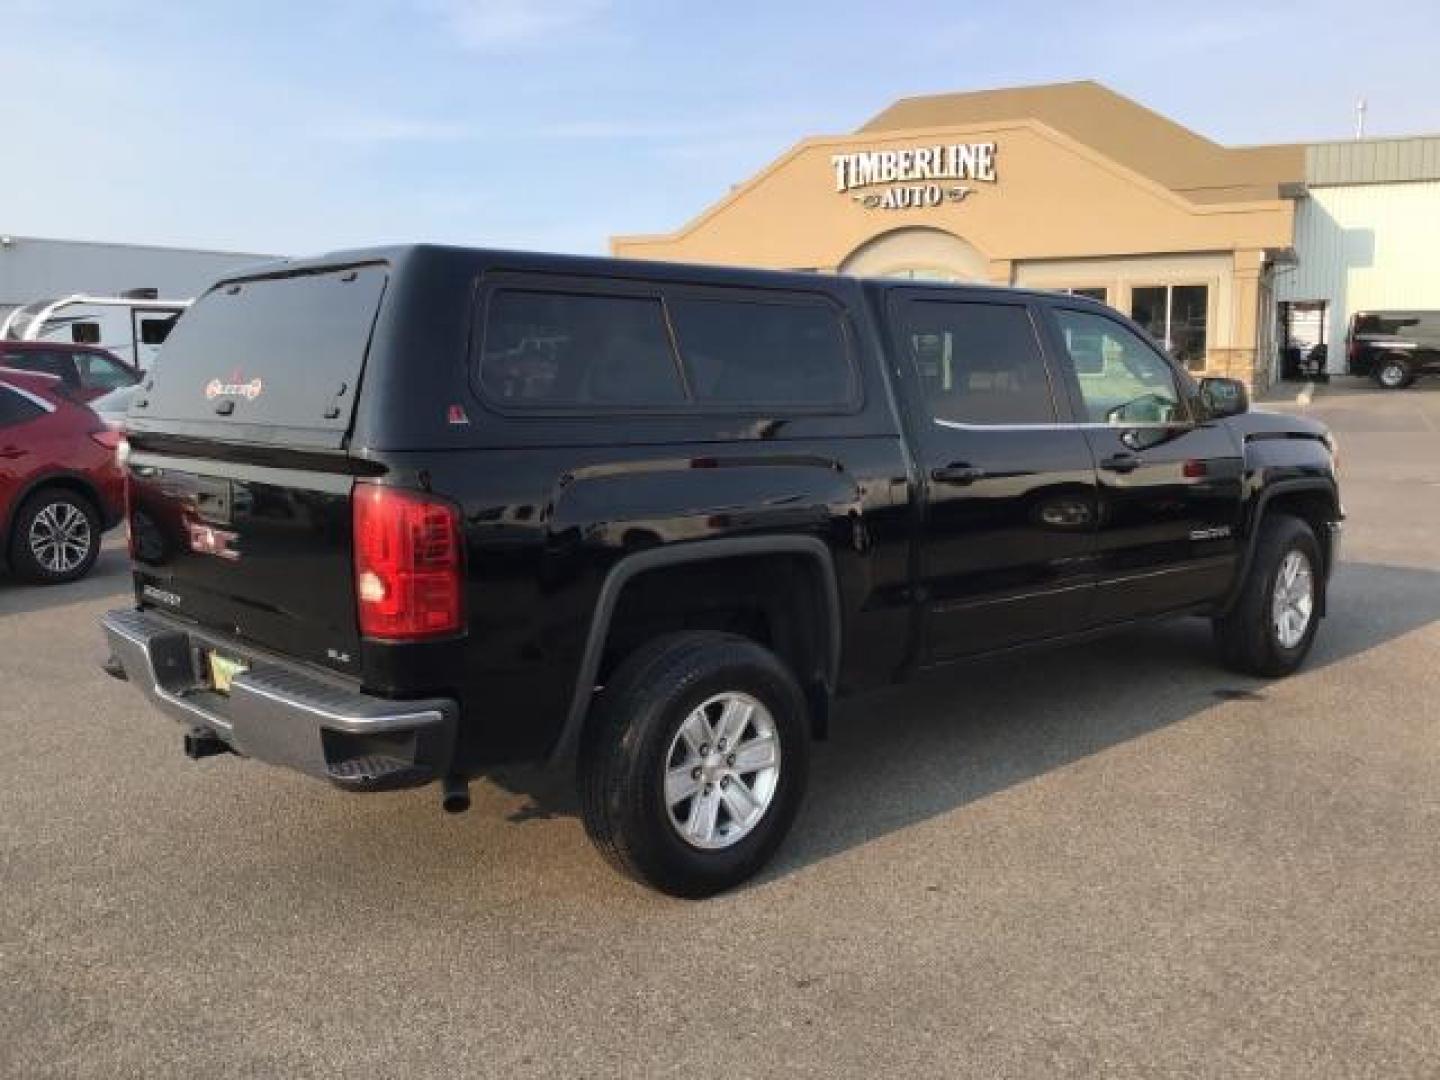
[667,297,854,407]
[2,350,78,387]
[0,386,46,427]
[899,301,1056,425]
[480,290,684,407]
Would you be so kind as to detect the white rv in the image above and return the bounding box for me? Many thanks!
[1,291,191,369]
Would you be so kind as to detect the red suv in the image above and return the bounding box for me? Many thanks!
[0,341,141,403]
[0,370,125,583]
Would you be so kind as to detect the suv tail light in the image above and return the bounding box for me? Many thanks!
[353,483,463,640]
[89,428,121,452]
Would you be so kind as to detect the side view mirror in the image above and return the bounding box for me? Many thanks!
[1199,377,1249,419]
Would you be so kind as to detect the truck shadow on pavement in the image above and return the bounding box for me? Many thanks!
[495,560,1440,888]
[767,558,1440,885]
[0,545,129,619]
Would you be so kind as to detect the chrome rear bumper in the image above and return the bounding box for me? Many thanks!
[102,607,457,790]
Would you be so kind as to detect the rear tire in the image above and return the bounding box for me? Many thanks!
[7,488,101,584]
[579,631,810,898]
[1373,354,1413,389]
[1213,514,1323,677]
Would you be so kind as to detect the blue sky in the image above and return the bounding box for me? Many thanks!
[3,0,1438,256]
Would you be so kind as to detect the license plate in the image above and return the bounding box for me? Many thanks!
[207,651,248,695]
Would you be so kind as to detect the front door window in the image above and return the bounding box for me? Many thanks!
[1054,309,1187,424]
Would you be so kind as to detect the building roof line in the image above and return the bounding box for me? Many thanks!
[0,233,276,260]
[858,80,1305,201]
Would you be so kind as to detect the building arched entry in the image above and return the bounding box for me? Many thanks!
[838,227,990,282]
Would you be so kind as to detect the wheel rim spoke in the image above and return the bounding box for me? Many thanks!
[685,786,722,845]
[730,734,777,773]
[677,709,713,758]
[664,765,701,806]
[714,696,753,748]
[720,776,761,826]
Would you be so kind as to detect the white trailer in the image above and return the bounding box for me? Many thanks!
[1,292,191,369]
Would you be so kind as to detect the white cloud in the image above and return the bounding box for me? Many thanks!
[425,0,608,50]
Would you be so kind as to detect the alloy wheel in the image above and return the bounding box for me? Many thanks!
[28,501,92,574]
[663,691,781,850]
[1271,549,1314,649]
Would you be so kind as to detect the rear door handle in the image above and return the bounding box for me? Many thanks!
[1099,453,1142,473]
[930,463,986,486]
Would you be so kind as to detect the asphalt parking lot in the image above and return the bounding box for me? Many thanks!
[3,377,1438,1078]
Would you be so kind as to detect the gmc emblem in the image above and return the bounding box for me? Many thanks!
[188,522,240,561]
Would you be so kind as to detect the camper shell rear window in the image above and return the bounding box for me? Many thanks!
[130,263,387,447]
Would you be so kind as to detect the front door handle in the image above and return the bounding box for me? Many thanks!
[931,463,986,486]
[1099,452,1142,473]
[0,445,24,460]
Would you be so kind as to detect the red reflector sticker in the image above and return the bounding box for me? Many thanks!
[447,404,469,425]
[1182,459,1208,478]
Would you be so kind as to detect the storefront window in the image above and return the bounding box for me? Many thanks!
[1130,286,1167,344]
[1169,285,1208,371]
[1129,284,1208,372]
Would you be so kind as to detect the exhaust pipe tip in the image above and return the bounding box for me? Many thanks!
[101,653,128,681]
[183,728,230,760]
[441,776,471,814]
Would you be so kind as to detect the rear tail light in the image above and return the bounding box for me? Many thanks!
[352,483,464,640]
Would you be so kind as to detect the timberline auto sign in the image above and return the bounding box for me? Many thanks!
[831,142,998,210]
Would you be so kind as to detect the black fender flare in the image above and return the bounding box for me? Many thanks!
[1218,477,1341,616]
[547,535,842,765]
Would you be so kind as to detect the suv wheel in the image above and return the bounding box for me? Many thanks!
[579,631,810,897]
[8,488,101,584]
[1213,514,1323,677]
[1374,354,1412,389]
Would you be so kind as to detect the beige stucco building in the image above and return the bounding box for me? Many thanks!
[613,82,1307,389]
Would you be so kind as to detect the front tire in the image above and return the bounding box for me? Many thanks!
[1213,514,1323,677]
[7,488,101,584]
[579,632,810,898]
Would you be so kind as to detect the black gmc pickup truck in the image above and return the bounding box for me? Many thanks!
[103,246,1342,896]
